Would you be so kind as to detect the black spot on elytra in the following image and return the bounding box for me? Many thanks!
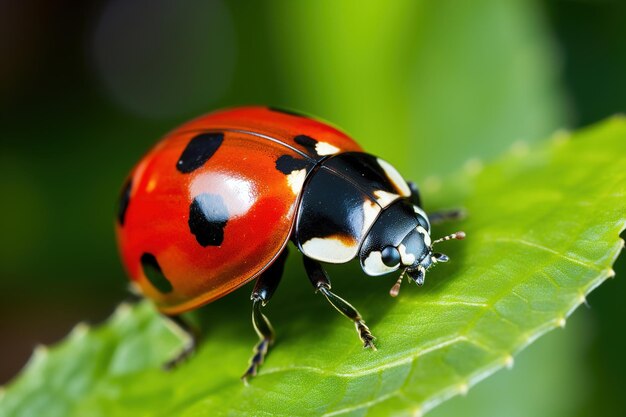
[141,253,173,293]
[268,106,309,118]
[176,133,224,174]
[189,193,229,247]
[275,155,310,175]
[117,179,132,226]
[294,135,319,155]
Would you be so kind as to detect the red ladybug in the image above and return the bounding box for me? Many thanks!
[116,107,464,380]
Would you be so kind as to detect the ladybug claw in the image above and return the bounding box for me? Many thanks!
[356,320,377,351]
[242,337,271,383]
[364,338,377,351]
[241,366,256,385]
[162,341,195,371]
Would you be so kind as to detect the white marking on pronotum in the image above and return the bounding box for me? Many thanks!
[373,190,399,207]
[302,236,357,263]
[413,204,427,219]
[398,244,416,265]
[287,168,307,194]
[413,205,431,229]
[417,225,431,246]
[315,141,340,156]
[363,251,397,276]
[376,158,411,196]
[362,200,380,234]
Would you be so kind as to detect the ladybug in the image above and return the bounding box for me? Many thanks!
[115,106,464,380]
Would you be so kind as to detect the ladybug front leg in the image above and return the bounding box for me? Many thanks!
[242,248,289,383]
[303,256,376,350]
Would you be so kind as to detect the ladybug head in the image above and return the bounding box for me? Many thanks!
[400,228,465,287]
[359,199,464,293]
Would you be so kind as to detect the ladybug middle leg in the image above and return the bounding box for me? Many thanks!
[242,248,289,382]
[303,256,376,350]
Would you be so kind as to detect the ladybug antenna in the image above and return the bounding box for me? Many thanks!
[432,231,466,246]
[389,269,408,297]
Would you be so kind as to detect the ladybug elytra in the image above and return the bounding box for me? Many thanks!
[115,107,464,380]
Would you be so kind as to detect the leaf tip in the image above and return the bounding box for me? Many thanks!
[607,268,616,278]
[578,292,589,307]
[70,322,90,339]
[411,407,423,417]
[114,302,133,319]
[34,344,48,356]
[28,344,49,366]
[504,354,514,370]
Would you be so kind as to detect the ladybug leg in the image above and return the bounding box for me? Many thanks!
[163,314,199,370]
[408,181,422,207]
[428,209,465,224]
[303,256,376,350]
[409,180,465,223]
[242,248,289,382]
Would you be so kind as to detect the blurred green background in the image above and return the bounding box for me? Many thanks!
[1,0,625,415]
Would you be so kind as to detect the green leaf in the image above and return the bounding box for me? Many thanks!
[2,118,625,417]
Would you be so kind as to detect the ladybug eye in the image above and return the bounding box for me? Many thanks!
[381,246,401,267]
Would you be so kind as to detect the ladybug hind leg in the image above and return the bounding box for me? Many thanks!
[303,256,376,350]
[408,180,465,224]
[242,248,289,383]
[163,314,199,370]
[428,209,465,224]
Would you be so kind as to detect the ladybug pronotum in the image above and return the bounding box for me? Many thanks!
[115,107,464,380]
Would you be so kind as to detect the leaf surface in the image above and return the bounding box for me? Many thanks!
[2,119,625,417]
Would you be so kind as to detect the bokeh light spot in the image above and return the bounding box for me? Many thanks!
[92,0,236,118]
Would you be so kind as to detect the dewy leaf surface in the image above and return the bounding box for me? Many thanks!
[2,118,626,417]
